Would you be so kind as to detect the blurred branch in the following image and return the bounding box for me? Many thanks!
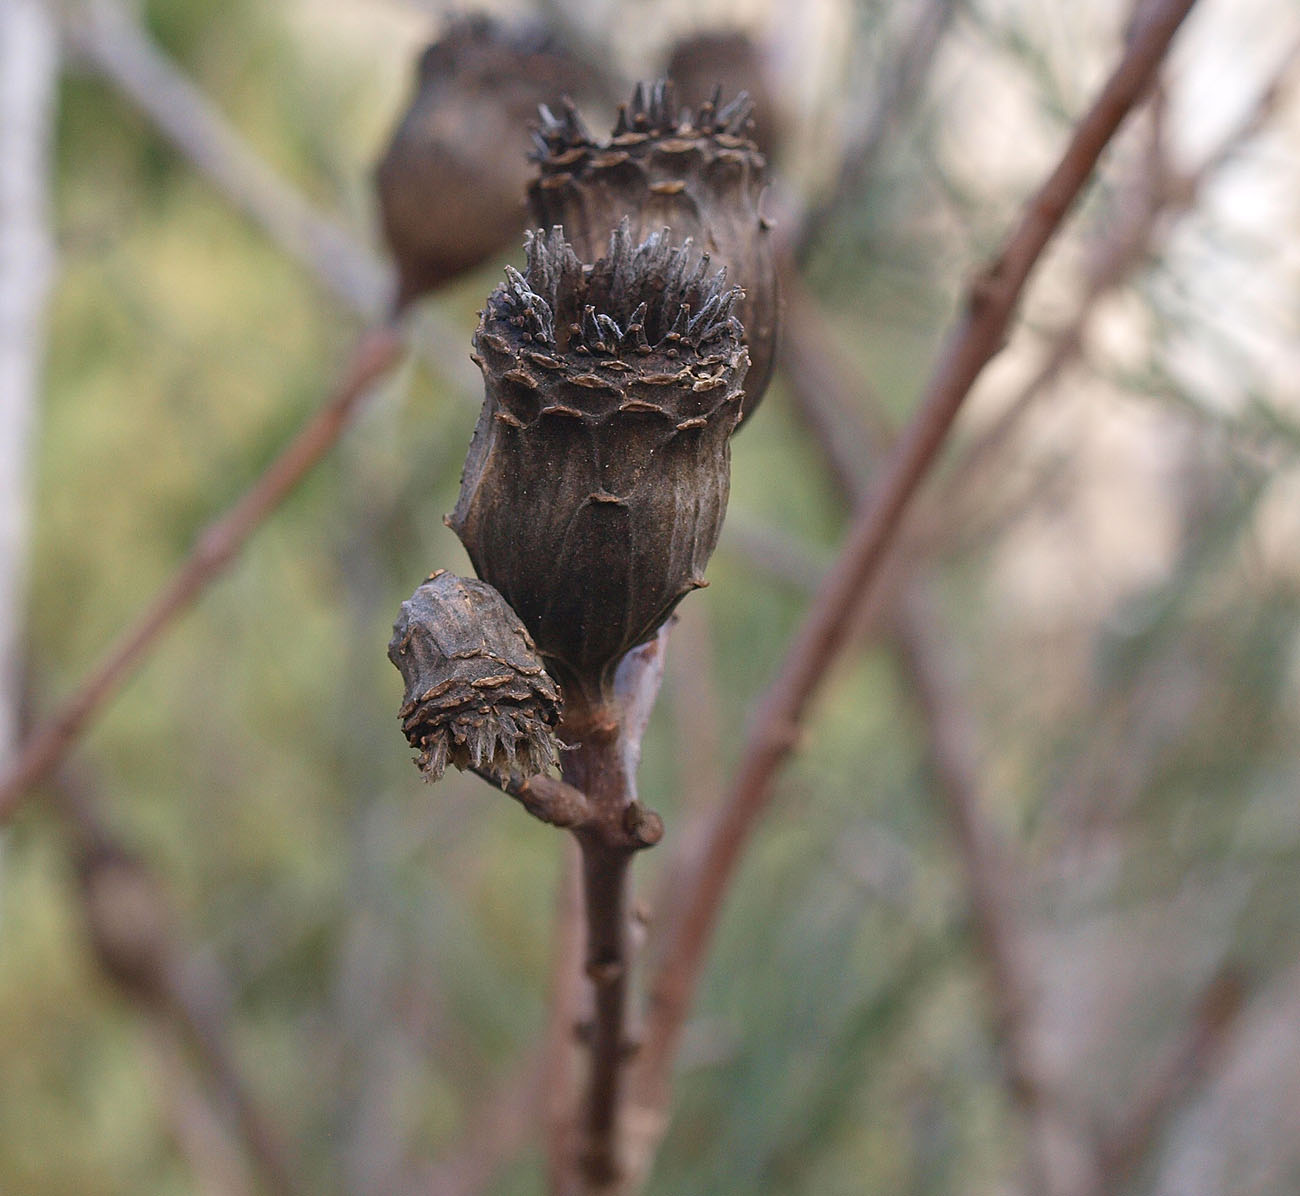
[0,0,58,764]
[793,0,958,262]
[1099,969,1246,1183]
[936,30,1300,516]
[142,1023,257,1196]
[410,1050,546,1196]
[60,0,475,386]
[629,0,1199,1180]
[784,248,1086,1193]
[53,770,307,1196]
[0,326,405,823]
[64,0,385,316]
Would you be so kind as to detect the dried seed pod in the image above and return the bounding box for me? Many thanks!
[529,80,778,421]
[449,223,749,708]
[76,845,174,1002]
[375,16,594,311]
[389,570,563,781]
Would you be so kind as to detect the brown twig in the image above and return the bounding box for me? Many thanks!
[1099,969,1245,1183]
[544,844,587,1196]
[473,768,594,831]
[0,325,404,823]
[558,632,669,1192]
[935,31,1300,517]
[53,771,307,1196]
[630,0,1199,1165]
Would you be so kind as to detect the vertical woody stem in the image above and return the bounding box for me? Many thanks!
[565,732,635,1186]
[558,632,669,1192]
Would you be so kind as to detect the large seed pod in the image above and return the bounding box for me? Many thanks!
[449,223,749,708]
[375,16,594,311]
[389,570,563,781]
[529,80,778,421]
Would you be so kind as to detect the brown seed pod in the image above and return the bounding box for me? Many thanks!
[374,16,594,311]
[389,570,563,781]
[448,223,749,708]
[665,30,783,161]
[75,845,174,1002]
[529,80,778,422]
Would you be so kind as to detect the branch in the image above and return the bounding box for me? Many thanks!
[141,1022,256,1196]
[64,0,385,317]
[54,770,307,1196]
[0,326,404,822]
[1099,969,1245,1183]
[630,0,1199,1158]
[0,0,57,761]
[935,30,1300,516]
[793,0,957,261]
[61,0,476,388]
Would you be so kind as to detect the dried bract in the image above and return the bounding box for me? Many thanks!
[448,223,749,707]
[529,80,779,420]
[375,16,593,310]
[389,570,562,781]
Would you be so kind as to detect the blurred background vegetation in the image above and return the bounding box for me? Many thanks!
[4,0,1300,1193]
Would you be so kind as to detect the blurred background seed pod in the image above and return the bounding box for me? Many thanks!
[388,570,563,781]
[374,15,600,312]
[664,29,783,162]
[529,81,778,422]
[449,223,749,710]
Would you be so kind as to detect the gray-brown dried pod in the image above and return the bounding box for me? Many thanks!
[375,16,595,311]
[389,570,562,781]
[529,80,778,421]
[448,223,749,710]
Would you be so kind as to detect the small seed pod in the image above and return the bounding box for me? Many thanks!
[529,80,779,421]
[389,570,563,781]
[449,223,748,708]
[375,16,594,311]
[76,845,174,1002]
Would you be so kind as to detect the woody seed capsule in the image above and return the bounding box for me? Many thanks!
[375,16,594,311]
[529,81,778,421]
[389,570,563,781]
[448,222,749,708]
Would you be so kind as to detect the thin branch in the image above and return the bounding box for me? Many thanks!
[784,256,1082,1190]
[61,0,476,388]
[472,768,595,831]
[142,1022,257,1196]
[1099,969,1245,1183]
[793,0,958,261]
[559,631,669,1193]
[630,0,1199,1163]
[54,771,307,1196]
[0,0,58,762]
[64,0,384,316]
[0,326,405,823]
[936,31,1300,514]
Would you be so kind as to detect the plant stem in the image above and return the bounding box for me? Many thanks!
[563,723,635,1188]
[556,631,669,1192]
